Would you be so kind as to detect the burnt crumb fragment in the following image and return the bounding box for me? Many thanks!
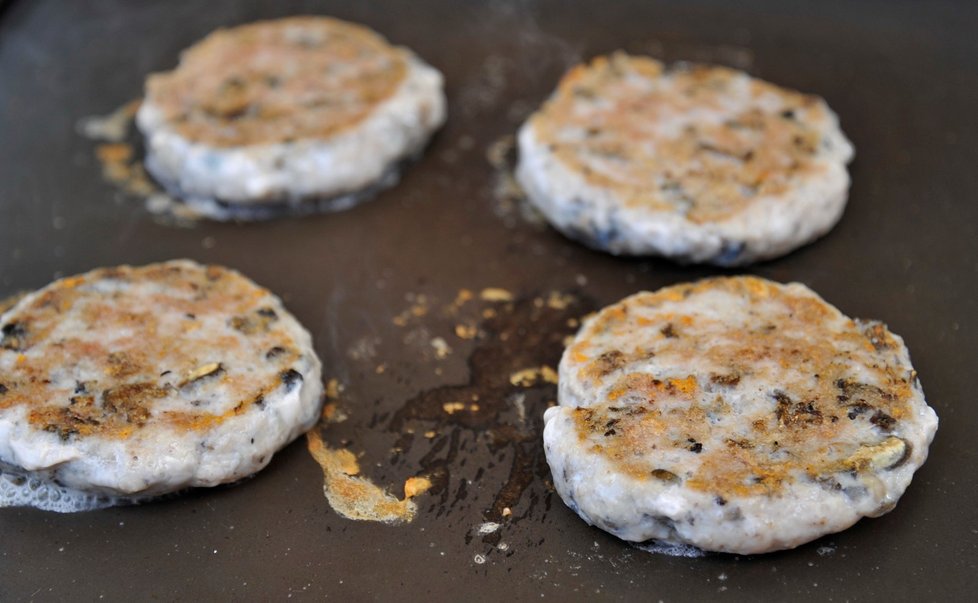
[102,383,167,425]
[253,394,266,409]
[710,373,740,387]
[69,395,94,407]
[870,410,896,431]
[0,383,7,395]
[593,350,626,376]
[1,321,28,351]
[265,346,287,360]
[280,368,303,392]
[715,495,727,506]
[604,428,617,437]
[860,321,892,351]
[773,391,823,427]
[660,323,677,338]
[687,440,703,454]
[229,308,279,335]
[835,378,895,407]
[725,438,754,449]
[106,351,141,378]
[780,109,796,120]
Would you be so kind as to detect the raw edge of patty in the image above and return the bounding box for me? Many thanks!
[0,260,323,502]
[516,55,854,266]
[136,35,445,215]
[543,277,937,554]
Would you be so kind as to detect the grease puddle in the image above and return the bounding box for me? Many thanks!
[309,287,593,551]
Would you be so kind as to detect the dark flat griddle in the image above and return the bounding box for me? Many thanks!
[1,1,976,600]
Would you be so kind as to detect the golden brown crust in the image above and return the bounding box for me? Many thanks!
[528,53,838,223]
[565,277,920,499]
[0,262,304,440]
[144,17,408,147]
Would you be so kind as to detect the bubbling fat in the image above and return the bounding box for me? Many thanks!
[0,468,127,513]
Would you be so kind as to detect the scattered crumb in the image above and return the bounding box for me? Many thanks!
[404,476,433,498]
[321,403,348,424]
[76,99,141,143]
[430,337,452,359]
[545,291,575,310]
[95,142,157,198]
[480,287,514,302]
[423,430,437,439]
[501,507,512,518]
[449,288,475,311]
[442,402,466,415]
[325,378,343,400]
[455,324,478,340]
[375,364,387,374]
[393,295,430,327]
[509,366,559,387]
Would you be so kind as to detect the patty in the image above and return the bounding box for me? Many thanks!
[136,16,446,218]
[543,276,937,554]
[0,260,323,507]
[517,53,854,265]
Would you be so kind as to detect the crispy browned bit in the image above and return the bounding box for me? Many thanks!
[651,469,680,483]
[725,438,754,449]
[870,410,897,431]
[38,407,101,441]
[861,321,893,351]
[0,383,6,395]
[592,350,626,377]
[106,351,142,378]
[710,373,741,387]
[228,308,278,335]
[835,378,893,403]
[1,321,28,351]
[660,323,677,338]
[773,391,823,428]
[102,383,168,425]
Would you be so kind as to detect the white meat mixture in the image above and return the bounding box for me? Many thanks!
[518,53,854,265]
[0,260,322,509]
[544,276,937,554]
[137,16,446,213]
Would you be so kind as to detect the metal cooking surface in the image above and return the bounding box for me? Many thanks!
[1,0,976,600]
